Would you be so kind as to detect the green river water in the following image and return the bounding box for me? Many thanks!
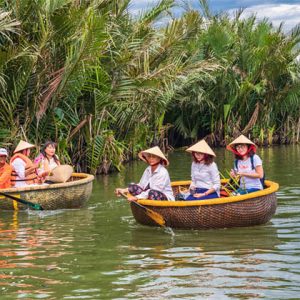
[0,145,299,299]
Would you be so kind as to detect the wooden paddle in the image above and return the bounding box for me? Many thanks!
[119,191,165,227]
[0,191,43,210]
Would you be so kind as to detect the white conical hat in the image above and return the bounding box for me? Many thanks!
[47,165,74,183]
[138,146,169,166]
[186,140,216,157]
[227,134,256,152]
[14,140,35,153]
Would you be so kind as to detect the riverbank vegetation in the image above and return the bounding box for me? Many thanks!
[0,0,299,174]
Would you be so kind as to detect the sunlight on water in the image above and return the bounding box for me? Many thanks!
[0,145,299,299]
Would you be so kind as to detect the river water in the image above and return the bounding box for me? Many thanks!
[0,146,299,299]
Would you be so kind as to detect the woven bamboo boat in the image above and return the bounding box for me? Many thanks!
[0,173,94,210]
[130,179,279,229]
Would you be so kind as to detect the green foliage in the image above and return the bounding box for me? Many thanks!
[0,0,299,175]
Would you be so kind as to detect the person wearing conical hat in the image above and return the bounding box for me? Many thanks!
[115,146,174,201]
[226,134,264,194]
[0,148,12,189]
[183,139,220,200]
[10,140,39,187]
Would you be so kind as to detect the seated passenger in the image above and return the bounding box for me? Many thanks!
[227,135,264,194]
[115,146,174,201]
[185,139,220,200]
[35,141,60,180]
[10,140,39,187]
[0,148,12,189]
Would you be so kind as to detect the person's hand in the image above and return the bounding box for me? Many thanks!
[114,188,122,196]
[36,176,45,184]
[193,193,205,198]
[127,195,138,202]
[115,188,126,197]
[236,171,245,177]
[230,169,236,177]
[40,171,49,178]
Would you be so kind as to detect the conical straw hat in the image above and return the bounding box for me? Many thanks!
[186,140,216,157]
[14,140,35,153]
[138,146,169,166]
[47,165,74,183]
[227,134,256,152]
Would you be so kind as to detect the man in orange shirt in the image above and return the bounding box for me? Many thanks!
[0,148,12,189]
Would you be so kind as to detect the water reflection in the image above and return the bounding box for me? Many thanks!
[129,225,281,252]
[0,210,96,299]
[109,225,286,299]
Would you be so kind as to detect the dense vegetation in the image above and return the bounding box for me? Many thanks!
[0,0,299,174]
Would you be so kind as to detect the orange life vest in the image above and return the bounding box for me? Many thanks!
[0,163,12,189]
[10,153,38,186]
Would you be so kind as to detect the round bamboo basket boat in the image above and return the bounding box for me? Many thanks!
[130,179,279,229]
[0,173,94,210]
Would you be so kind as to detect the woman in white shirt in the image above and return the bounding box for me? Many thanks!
[35,141,60,180]
[115,146,174,201]
[185,140,220,200]
[227,135,264,194]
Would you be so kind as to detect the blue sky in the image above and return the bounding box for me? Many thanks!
[130,0,300,32]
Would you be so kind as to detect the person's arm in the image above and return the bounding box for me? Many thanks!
[237,155,264,179]
[43,158,50,173]
[205,163,221,196]
[114,187,129,196]
[189,163,196,190]
[137,168,150,190]
[238,165,263,178]
[131,168,151,200]
[25,165,37,176]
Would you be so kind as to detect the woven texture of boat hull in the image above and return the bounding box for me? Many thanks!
[131,192,277,229]
[0,174,93,210]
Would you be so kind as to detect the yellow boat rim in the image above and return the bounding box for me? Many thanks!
[137,180,279,207]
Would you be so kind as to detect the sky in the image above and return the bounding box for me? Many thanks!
[130,0,300,32]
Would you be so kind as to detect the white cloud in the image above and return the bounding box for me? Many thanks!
[129,0,161,17]
[129,1,300,32]
[230,4,300,32]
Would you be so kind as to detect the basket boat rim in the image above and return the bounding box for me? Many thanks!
[1,173,94,193]
[137,179,279,207]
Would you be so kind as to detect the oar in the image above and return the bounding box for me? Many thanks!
[0,191,43,210]
[119,191,165,227]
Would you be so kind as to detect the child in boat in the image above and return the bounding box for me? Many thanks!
[184,139,220,200]
[35,141,60,180]
[227,135,264,194]
[0,148,12,189]
[115,146,174,201]
[10,140,39,187]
